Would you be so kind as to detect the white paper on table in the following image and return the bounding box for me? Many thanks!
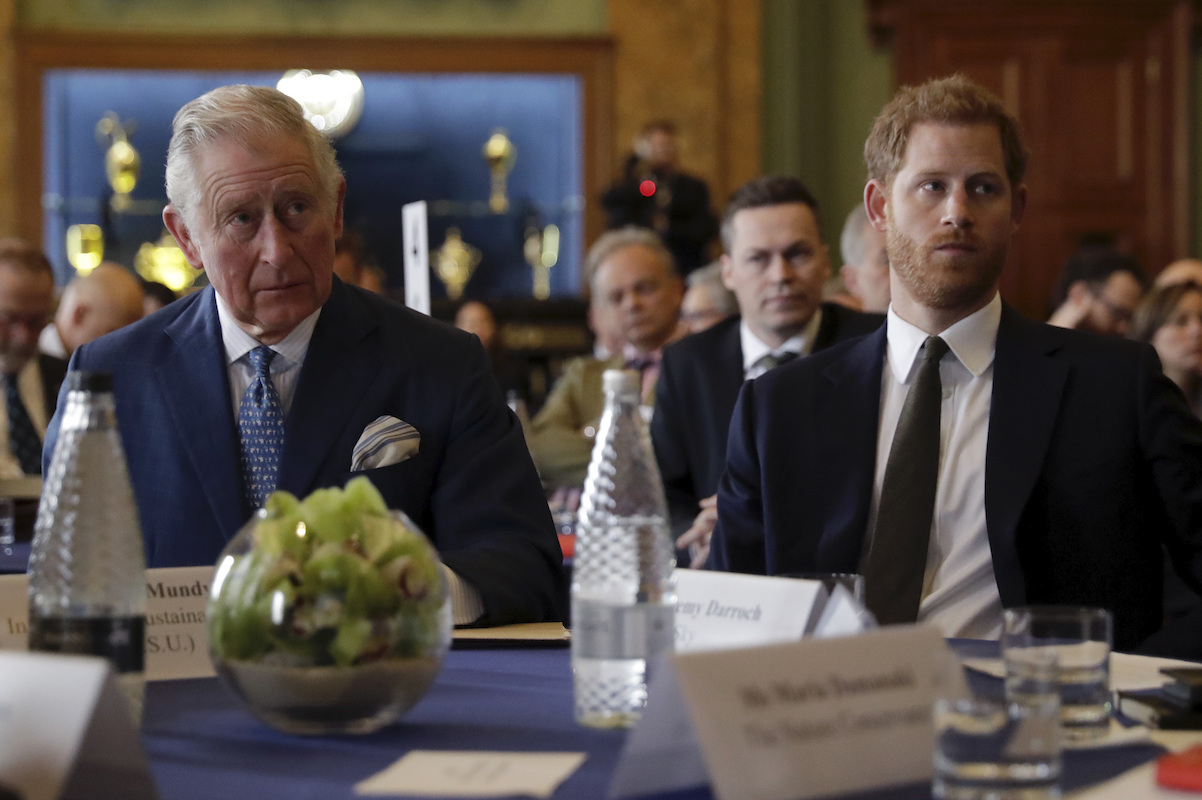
[355,751,586,798]
[672,569,819,653]
[0,567,216,681]
[0,651,155,800]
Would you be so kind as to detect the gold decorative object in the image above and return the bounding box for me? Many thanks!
[276,70,365,139]
[135,231,201,293]
[482,130,516,214]
[96,112,141,213]
[434,228,481,300]
[524,224,560,300]
[66,224,104,275]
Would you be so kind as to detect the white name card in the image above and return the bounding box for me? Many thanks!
[672,569,820,653]
[679,625,960,800]
[0,651,155,800]
[0,565,216,680]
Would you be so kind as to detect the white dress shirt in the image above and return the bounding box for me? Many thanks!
[740,307,823,380]
[865,293,1003,638]
[215,293,484,625]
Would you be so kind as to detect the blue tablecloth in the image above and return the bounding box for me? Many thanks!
[142,643,1169,800]
[0,542,28,574]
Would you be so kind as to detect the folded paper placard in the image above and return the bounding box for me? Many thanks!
[614,625,963,800]
[0,565,216,680]
[0,651,156,800]
[402,201,430,315]
[672,569,819,653]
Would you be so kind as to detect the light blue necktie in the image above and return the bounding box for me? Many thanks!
[238,346,284,510]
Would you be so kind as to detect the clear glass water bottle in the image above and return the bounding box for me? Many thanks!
[27,371,146,723]
[571,369,675,728]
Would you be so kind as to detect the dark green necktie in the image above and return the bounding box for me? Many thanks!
[863,336,949,625]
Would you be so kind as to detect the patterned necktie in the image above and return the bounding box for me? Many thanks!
[237,346,285,510]
[863,335,950,625]
[752,350,799,374]
[6,374,41,476]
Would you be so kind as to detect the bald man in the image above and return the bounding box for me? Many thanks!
[1157,259,1202,289]
[40,263,145,358]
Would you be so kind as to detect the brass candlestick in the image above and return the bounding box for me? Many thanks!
[96,112,141,213]
[482,130,516,214]
[524,225,560,300]
[434,228,481,300]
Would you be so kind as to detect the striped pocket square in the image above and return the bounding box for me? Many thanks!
[351,415,420,471]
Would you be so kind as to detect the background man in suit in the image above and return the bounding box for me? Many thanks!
[529,227,683,488]
[45,85,564,627]
[39,262,145,359]
[654,176,883,567]
[710,75,1202,651]
[0,240,66,478]
[839,204,891,314]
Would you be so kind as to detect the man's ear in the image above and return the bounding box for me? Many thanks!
[332,178,347,241]
[163,206,203,270]
[1011,183,1028,233]
[719,253,736,291]
[864,179,890,233]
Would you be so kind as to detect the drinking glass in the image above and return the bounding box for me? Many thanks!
[1002,606,1112,741]
[934,650,1061,800]
[782,572,865,604]
[0,497,15,550]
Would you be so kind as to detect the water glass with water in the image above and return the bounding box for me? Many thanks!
[0,496,14,550]
[934,650,1061,800]
[1003,606,1112,741]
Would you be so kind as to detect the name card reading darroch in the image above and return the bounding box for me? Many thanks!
[0,565,216,680]
[672,569,820,653]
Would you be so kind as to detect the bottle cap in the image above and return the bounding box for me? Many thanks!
[65,371,114,392]
[602,369,641,394]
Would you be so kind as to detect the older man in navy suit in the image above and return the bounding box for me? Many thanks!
[44,85,564,628]
[711,75,1202,652]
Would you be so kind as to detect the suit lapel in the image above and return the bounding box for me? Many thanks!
[156,288,247,542]
[814,328,886,569]
[279,281,379,495]
[985,305,1068,606]
[713,320,746,421]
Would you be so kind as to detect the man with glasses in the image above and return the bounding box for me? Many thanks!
[0,239,65,477]
[1047,245,1146,336]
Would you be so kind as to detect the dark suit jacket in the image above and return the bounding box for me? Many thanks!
[651,304,883,534]
[710,304,1202,651]
[45,280,565,626]
[36,353,67,420]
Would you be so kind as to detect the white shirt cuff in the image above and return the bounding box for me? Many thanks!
[440,563,484,626]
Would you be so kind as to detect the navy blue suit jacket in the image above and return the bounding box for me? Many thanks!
[711,304,1202,651]
[45,280,565,626]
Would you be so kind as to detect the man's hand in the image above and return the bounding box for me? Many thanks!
[675,494,717,569]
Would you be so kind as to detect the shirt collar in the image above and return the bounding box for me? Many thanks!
[885,293,1001,383]
[621,342,663,366]
[739,307,823,372]
[215,290,321,369]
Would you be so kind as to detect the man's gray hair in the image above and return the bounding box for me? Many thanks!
[686,261,738,316]
[165,84,343,224]
[584,227,676,293]
[839,204,871,268]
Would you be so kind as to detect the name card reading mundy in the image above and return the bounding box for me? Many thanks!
[0,565,216,680]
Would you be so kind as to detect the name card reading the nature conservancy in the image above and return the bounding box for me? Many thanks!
[674,625,957,800]
[0,651,155,800]
[0,565,216,680]
[672,569,819,653]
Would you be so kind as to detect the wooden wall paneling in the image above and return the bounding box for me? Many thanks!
[13,32,615,287]
[865,0,1190,319]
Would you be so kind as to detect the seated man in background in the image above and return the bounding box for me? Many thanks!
[680,261,738,335]
[654,176,883,567]
[45,84,564,627]
[838,204,891,314]
[0,239,65,477]
[711,75,1202,653]
[529,227,683,488]
[1047,245,1146,336]
[40,262,145,359]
